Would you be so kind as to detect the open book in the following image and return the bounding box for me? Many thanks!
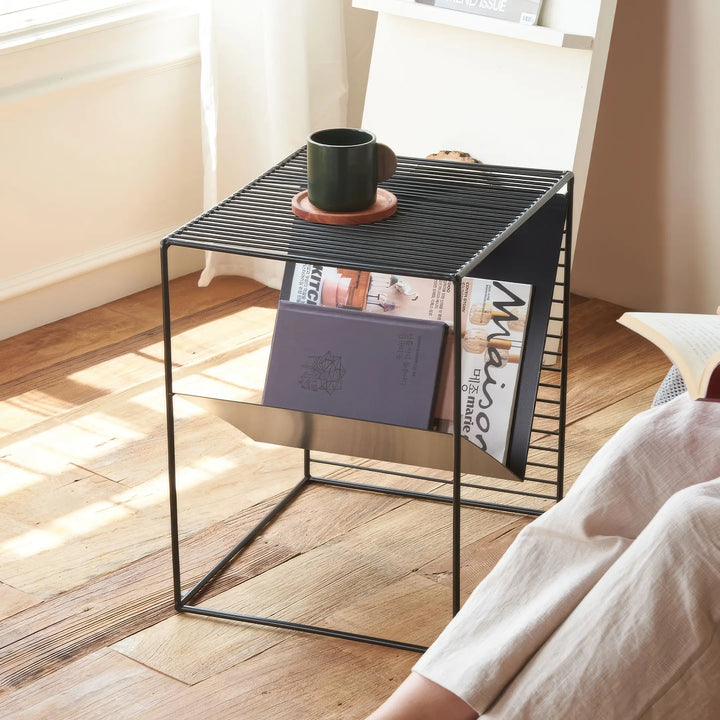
[618,312,720,401]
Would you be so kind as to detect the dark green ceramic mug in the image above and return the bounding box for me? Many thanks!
[306,128,397,213]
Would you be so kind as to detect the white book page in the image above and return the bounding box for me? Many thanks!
[627,313,720,389]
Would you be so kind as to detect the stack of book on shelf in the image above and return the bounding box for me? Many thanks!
[263,264,534,465]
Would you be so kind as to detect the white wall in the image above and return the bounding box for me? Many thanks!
[345,1,378,129]
[10,1,713,336]
[0,1,377,340]
[0,7,205,340]
[572,0,720,313]
[359,0,615,260]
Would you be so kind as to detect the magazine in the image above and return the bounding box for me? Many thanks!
[279,263,533,463]
[417,0,543,26]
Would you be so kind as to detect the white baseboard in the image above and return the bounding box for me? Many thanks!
[0,230,204,340]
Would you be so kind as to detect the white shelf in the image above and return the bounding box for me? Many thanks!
[353,0,593,50]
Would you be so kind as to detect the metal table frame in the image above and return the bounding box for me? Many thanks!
[160,148,573,652]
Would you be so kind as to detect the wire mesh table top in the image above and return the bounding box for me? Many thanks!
[164,147,572,280]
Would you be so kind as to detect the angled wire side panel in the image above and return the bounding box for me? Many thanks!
[523,187,571,501]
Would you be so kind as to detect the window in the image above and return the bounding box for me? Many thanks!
[0,0,195,47]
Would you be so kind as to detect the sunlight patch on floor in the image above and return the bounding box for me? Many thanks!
[1,500,132,559]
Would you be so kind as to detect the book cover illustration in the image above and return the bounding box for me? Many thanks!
[263,302,448,430]
[417,0,543,25]
[280,264,533,463]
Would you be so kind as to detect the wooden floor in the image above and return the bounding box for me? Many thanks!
[0,274,671,719]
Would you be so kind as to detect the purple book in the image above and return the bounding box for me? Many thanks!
[263,302,448,429]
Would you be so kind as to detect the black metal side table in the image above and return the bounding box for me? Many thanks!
[160,148,573,652]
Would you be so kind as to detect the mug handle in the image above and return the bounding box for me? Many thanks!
[376,143,397,183]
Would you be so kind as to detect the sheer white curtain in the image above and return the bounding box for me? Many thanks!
[198,0,350,289]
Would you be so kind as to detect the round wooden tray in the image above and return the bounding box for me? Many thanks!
[291,188,398,225]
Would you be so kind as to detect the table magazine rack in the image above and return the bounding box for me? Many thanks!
[160,148,574,652]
